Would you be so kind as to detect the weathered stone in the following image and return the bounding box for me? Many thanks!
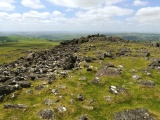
[84,57,96,63]
[103,52,113,58]
[4,104,27,109]
[116,47,131,56]
[0,85,15,96]
[51,89,58,95]
[30,74,36,81]
[96,67,121,77]
[26,89,33,94]
[132,75,141,80]
[0,95,5,102]
[109,86,126,94]
[87,66,93,71]
[77,94,85,101]
[90,77,100,84]
[26,53,35,61]
[4,79,16,86]
[38,109,54,120]
[140,80,155,87]
[44,99,53,106]
[114,108,155,120]
[149,59,160,69]
[79,76,87,81]
[35,85,43,90]
[145,52,150,57]
[16,81,31,88]
[78,115,88,120]
[57,106,67,112]
[109,86,118,94]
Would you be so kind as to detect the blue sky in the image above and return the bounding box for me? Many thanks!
[0,0,160,32]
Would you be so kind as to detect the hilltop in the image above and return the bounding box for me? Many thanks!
[0,34,160,119]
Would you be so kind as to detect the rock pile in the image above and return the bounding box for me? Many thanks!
[0,34,127,101]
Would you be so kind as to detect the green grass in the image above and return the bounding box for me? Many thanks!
[0,37,59,64]
[1,37,160,119]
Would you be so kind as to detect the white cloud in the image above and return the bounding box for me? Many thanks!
[0,0,15,11]
[75,6,133,24]
[48,0,124,9]
[52,11,63,17]
[21,0,45,9]
[0,5,134,31]
[133,0,149,6]
[135,7,160,24]
[0,10,64,23]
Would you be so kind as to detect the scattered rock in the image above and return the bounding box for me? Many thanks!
[106,96,111,101]
[109,86,118,94]
[35,85,44,90]
[87,66,93,71]
[38,109,54,120]
[44,99,53,106]
[148,59,160,69]
[109,86,126,94]
[51,89,58,95]
[79,76,87,81]
[103,52,113,58]
[84,57,96,63]
[0,85,15,96]
[82,106,93,110]
[132,75,141,80]
[26,89,33,94]
[78,115,88,120]
[16,81,31,88]
[57,106,67,112]
[140,80,156,87]
[116,46,131,56]
[90,77,100,84]
[4,104,27,109]
[77,94,85,101]
[88,99,94,104]
[0,95,5,102]
[96,66,121,77]
[145,52,150,57]
[114,108,155,120]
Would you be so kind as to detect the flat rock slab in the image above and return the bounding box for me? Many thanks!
[96,67,121,77]
[140,80,156,87]
[114,108,155,120]
[4,104,27,109]
[38,109,54,120]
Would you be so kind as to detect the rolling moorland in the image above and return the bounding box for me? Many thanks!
[1,34,160,119]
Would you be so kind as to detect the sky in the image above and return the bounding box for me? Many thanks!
[0,0,160,32]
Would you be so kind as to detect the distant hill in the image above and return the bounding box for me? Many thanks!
[0,36,18,43]
[0,32,160,42]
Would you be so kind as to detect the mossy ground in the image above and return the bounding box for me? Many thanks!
[0,38,160,119]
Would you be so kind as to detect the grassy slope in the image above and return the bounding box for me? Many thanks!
[0,38,160,119]
[0,36,59,64]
